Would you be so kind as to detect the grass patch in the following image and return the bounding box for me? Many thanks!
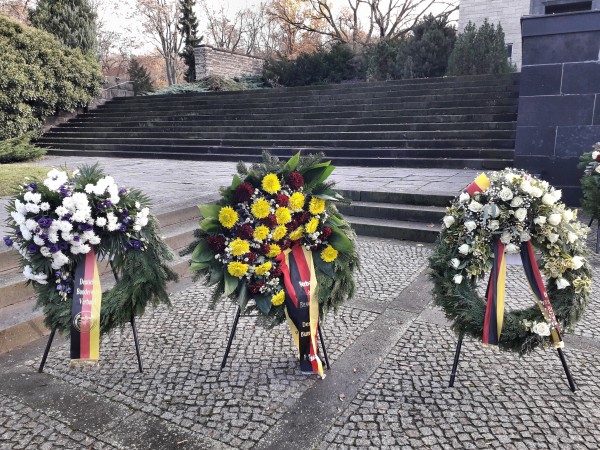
[0,165,51,197]
[152,75,265,95]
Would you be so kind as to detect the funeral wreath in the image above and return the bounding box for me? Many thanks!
[3,165,178,334]
[430,168,591,353]
[578,142,600,222]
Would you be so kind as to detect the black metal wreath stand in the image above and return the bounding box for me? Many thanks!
[38,261,144,373]
[220,305,331,371]
[447,335,577,392]
[587,217,600,253]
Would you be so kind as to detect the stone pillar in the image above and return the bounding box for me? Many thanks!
[514,10,600,204]
[194,45,265,81]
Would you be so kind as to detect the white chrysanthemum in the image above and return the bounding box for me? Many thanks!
[33,236,45,246]
[23,265,48,284]
[51,251,70,270]
[24,192,42,204]
[58,221,73,233]
[55,206,69,217]
[47,232,59,244]
[25,203,40,214]
[85,184,95,194]
[14,199,27,214]
[25,219,38,231]
[89,235,101,245]
[40,246,51,257]
[72,209,91,223]
[96,217,107,227]
[11,211,26,225]
[19,225,32,241]
[43,169,68,192]
[40,202,50,211]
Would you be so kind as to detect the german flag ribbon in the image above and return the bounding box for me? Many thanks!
[276,244,324,377]
[466,173,491,196]
[70,248,102,365]
[483,240,563,347]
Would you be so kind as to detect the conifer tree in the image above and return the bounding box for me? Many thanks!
[29,0,97,55]
[177,0,202,82]
[128,58,154,96]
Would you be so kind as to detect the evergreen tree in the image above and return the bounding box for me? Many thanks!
[177,0,202,83]
[29,0,97,55]
[128,58,154,96]
[447,20,514,76]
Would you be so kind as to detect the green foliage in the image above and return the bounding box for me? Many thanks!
[29,0,97,55]
[578,145,600,220]
[177,0,203,83]
[151,75,264,95]
[447,20,514,76]
[128,58,154,96]
[0,133,45,163]
[0,15,101,140]
[263,43,366,87]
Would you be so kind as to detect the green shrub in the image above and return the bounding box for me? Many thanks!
[447,20,514,76]
[128,58,154,96]
[0,15,101,140]
[366,39,406,81]
[263,43,366,87]
[151,76,264,95]
[0,133,46,163]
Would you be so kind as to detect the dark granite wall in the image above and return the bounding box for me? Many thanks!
[514,10,600,204]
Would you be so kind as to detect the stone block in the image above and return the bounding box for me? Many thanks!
[519,64,562,96]
[562,62,600,94]
[517,95,595,126]
[514,126,556,156]
[522,32,600,65]
[555,125,600,156]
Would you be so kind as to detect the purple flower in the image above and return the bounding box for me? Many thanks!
[16,230,22,238]
[62,214,72,221]
[27,183,38,192]
[55,271,62,278]
[78,223,93,232]
[121,209,129,218]
[27,244,39,253]
[3,236,13,247]
[127,239,142,250]
[56,285,63,291]
[58,184,72,197]
[48,244,60,253]
[72,235,80,242]
[41,233,49,240]
[38,217,54,228]
[119,224,127,232]
[119,187,127,195]
[58,242,69,251]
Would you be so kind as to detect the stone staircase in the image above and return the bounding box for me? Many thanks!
[36,73,520,170]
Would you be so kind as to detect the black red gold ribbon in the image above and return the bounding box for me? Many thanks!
[276,244,324,377]
[466,173,490,196]
[70,248,102,365]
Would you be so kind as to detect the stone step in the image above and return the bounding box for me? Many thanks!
[37,137,516,150]
[345,215,441,242]
[337,201,446,223]
[337,189,454,207]
[44,130,517,141]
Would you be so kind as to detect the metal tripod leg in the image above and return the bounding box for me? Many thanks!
[221,306,242,370]
[318,323,331,370]
[130,315,143,373]
[557,347,576,392]
[38,327,58,373]
[448,334,464,388]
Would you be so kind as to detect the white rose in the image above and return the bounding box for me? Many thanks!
[504,173,516,183]
[542,193,557,206]
[548,214,561,226]
[522,319,533,330]
[530,187,543,198]
[510,196,523,207]
[567,232,578,243]
[469,201,483,212]
[593,151,600,161]
[500,231,512,244]
[499,186,514,201]
[562,210,574,222]
[464,221,477,232]
[520,231,531,242]
[443,215,455,228]
[571,256,584,270]
[534,216,547,225]
[505,243,519,254]
[459,192,470,203]
[514,208,527,222]
[489,220,500,231]
[453,274,463,284]
[458,244,470,255]
[556,277,570,290]
[532,322,551,337]
[547,233,559,243]
[520,180,532,193]
[450,258,461,269]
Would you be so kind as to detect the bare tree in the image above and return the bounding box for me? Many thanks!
[200,1,245,52]
[0,0,34,23]
[135,0,184,85]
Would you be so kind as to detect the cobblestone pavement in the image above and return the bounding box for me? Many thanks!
[3,229,600,449]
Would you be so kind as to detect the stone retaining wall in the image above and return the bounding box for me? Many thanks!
[194,45,265,80]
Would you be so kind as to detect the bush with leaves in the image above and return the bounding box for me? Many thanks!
[0,15,101,140]
[447,20,514,76]
[0,133,46,163]
[128,58,155,96]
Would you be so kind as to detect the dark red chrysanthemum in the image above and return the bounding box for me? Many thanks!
[281,239,291,250]
[235,182,254,202]
[246,252,258,263]
[259,243,271,255]
[287,172,304,190]
[207,235,226,253]
[237,223,254,239]
[287,219,299,232]
[262,214,277,228]
[271,267,283,278]
[275,194,289,207]
[321,226,333,239]
[299,211,311,224]
[248,282,265,294]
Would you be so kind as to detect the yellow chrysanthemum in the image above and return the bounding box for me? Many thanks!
[262,173,281,194]
[309,197,326,215]
[218,206,238,229]
[251,198,271,219]
[255,261,272,276]
[321,245,338,262]
[267,244,282,258]
[275,207,292,224]
[289,192,305,212]
[289,226,304,241]
[228,261,248,277]
[272,225,287,241]
[271,290,285,306]
[229,238,250,256]
[254,225,269,241]
[305,217,319,234]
